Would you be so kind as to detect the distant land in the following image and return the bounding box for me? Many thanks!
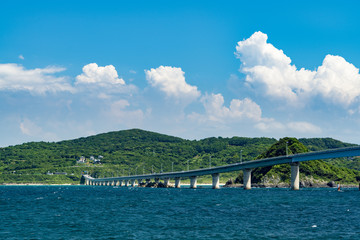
[0,129,360,185]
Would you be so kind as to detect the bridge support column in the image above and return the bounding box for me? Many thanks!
[155,178,159,183]
[146,179,150,184]
[131,179,136,187]
[119,180,122,186]
[243,169,252,190]
[138,179,142,186]
[164,178,170,188]
[190,176,197,189]
[175,177,181,188]
[291,162,300,190]
[124,180,128,187]
[212,173,220,189]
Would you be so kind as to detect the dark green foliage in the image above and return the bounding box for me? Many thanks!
[300,138,360,170]
[251,138,308,183]
[0,129,277,184]
[0,129,359,184]
[299,138,355,151]
[244,137,360,184]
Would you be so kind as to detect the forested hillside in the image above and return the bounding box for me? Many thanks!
[235,138,360,186]
[0,129,359,184]
[299,138,360,170]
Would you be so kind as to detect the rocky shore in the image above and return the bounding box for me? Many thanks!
[138,182,175,188]
[223,178,360,188]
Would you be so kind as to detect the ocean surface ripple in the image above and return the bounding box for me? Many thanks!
[1,186,359,239]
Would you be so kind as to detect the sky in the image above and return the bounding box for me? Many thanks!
[1,0,360,147]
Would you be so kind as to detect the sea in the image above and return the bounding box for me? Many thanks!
[1,186,359,240]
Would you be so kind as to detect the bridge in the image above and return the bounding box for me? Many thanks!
[82,146,360,190]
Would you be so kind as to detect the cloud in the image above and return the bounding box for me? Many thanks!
[20,118,58,140]
[20,118,42,136]
[76,63,125,86]
[0,63,74,94]
[236,31,360,107]
[145,66,201,103]
[190,93,263,123]
[19,55,24,60]
[109,99,144,126]
[75,63,138,97]
[255,120,321,134]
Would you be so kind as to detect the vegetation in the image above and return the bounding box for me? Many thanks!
[299,138,360,170]
[236,137,360,185]
[0,129,359,185]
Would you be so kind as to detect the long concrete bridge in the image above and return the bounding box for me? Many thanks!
[82,146,360,190]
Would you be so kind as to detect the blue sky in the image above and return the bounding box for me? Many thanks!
[1,0,360,147]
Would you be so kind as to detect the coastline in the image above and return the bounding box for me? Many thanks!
[1,183,79,186]
[223,183,360,188]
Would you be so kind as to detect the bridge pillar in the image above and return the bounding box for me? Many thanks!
[190,176,197,189]
[137,179,142,186]
[175,177,181,188]
[243,169,252,190]
[119,180,122,186]
[164,178,170,188]
[146,179,150,184]
[212,173,220,189]
[291,162,300,190]
[155,178,160,183]
[124,180,128,187]
[131,179,136,187]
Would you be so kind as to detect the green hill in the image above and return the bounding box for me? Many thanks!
[299,138,360,170]
[235,137,360,186]
[0,129,359,185]
[0,129,277,184]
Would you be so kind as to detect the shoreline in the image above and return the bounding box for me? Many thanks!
[223,183,360,188]
[1,183,78,186]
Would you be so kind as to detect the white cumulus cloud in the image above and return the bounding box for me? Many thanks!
[191,93,263,123]
[236,31,360,107]
[76,63,125,86]
[145,66,201,103]
[0,63,74,94]
[75,63,138,97]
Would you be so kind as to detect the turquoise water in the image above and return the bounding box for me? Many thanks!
[1,186,359,239]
